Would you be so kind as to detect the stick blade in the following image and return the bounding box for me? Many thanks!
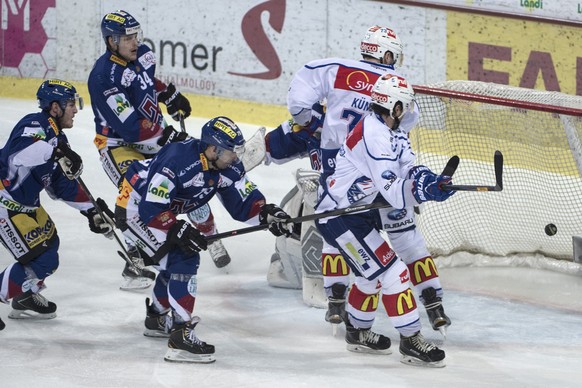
[441,155,459,177]
[494,150,503,191]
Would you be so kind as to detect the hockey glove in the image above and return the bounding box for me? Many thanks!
[157,125,189,146]
[168,220,208,255]
[259,204,293,237]
[81,201,115,239]
[158,83,191,121]
[411,167,455,203]
[52,140,83,180]
[290,103,325,143]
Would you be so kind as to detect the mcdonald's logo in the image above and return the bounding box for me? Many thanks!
[322,254,349,276]
[396,288,417,316]
[412,256,439,284]
[360,292,379,312]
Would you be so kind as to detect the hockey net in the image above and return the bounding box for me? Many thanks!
[411,81,582,275]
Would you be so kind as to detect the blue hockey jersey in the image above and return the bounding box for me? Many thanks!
[88,44,166,155]
[122,138,266,230]
[0,111,90,210]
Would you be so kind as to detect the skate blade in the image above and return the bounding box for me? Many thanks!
[438,326,447,339]
[164,348,216,363]
[346,344,392,355]
[143,329,171,338]
[8,309,56,320]
[331,323,339,337]
[120,276,154,291]
[400,354,446,368]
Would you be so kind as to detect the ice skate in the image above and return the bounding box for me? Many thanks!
[0,316,5,330]
[120,247,156,290]
[208,239,231,269]
[421,287,451,338]
[325,283,347,336]
[8,290,57,319]
[345,321,391,355]
[143,298,172,338]
[399,331,445,368]
[164,317,216,363]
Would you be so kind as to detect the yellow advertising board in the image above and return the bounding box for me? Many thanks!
[447,12,582,95]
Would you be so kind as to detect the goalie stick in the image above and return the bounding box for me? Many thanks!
[76,177,143,270]
[442,151,503,192]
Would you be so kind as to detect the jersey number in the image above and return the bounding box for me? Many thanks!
[341,109,363,133]
[138,72,154,90]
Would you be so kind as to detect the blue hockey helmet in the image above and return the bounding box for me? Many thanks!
[101,10,142,45]
[37,79,83,111]
[201,116,246,161]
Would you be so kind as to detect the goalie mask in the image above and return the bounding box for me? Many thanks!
[370,74,415,129]
[37,79,83,112]
[201,116,246,167]
[101,10,143,46]
[360,26,403,67]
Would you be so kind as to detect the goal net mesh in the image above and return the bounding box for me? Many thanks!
[410,81,582,264]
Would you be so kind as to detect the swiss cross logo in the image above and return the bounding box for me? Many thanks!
[1,0,56,77]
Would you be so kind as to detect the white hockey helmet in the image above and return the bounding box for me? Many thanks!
[360,26,403,66]
[370,73,415,118]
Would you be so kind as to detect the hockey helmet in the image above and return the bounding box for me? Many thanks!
[201,116,246,163]
[101,10,143,45]
[360,26,403,67]
[370,74,415,118]
[37,79,83,111]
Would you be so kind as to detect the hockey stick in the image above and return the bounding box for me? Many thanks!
[179,114,186,133]
[206,201,391,242]
[441,155,460,177]
[76,177,140,269]
[442,151,503,192]
[210,155,462,241]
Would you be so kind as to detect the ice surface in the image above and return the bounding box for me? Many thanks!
[1,98,581,388]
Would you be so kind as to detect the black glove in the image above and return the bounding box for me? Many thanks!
[259,203,293,237]
[158,83,191,121]
[52,140,83,180]
[167,219,208,255]
[157,125,189,146]
[81,200,115,239]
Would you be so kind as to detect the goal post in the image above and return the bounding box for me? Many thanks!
[410,81,582,271]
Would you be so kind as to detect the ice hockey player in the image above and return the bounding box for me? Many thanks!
[0,80,115,327]
[114,116,293,362]
[315,74,454,367]
[88,10,232,291]
[256,25,451,336]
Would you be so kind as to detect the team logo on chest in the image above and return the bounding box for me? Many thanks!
[145,173,174,204]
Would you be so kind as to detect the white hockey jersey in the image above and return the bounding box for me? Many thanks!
[317,113,420,215]
[287,57,419,152]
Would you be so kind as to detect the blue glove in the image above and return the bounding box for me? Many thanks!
[411,166,455,203]
[290,102,325,143]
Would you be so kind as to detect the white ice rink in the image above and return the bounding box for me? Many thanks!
[1,98,582,388]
